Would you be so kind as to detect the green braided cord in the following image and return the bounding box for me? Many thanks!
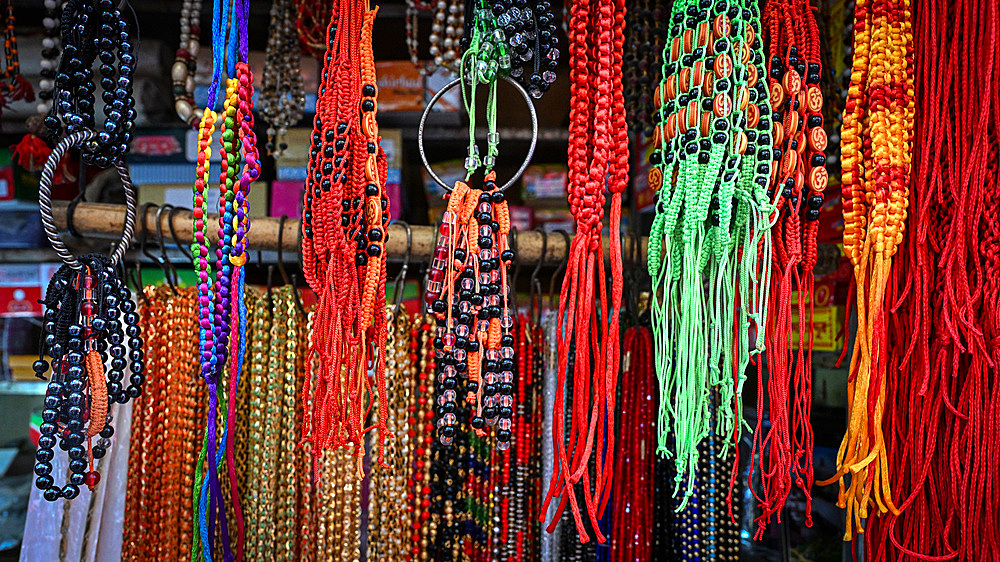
[190,429,209,561]
[460,45,480,179]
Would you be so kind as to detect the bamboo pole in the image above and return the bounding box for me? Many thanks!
[51,202,649,266]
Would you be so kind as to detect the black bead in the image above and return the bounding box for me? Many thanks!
[361,99,375,112]
[35,475,55,491]
[470,416,485,429]
[362,84,376,97]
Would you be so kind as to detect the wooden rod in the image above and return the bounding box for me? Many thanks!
[51,202,649,266]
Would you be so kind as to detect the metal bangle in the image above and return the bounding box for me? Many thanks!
[417,74,538,193]
[39,130,138,269]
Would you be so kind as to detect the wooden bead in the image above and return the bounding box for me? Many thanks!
[677,107,688,133]
[679,68,691,93]
[809,166,829,192]
[745,22,756,45]
[712,14,731,38]
[701,73,714,97]
[736,86,750,111]
[809,127,828,151]
[747,103,760,128]
[648,167,664,191]
[748,63,758,87]
[171,61,188,82]
[654,84,664,106]
[806,85,824,113]
[701,111,711,136]
[697,22,710,47]
[665,113,678,140]
[713,93,733,117]
[692,60,704,87]
[769,81,785,107]
[773,122,784,145]
[687,100,699,129]
[175,99,192,121]
[665,75,677,100]
[714,53,733,78]
[782,70,802,96]
[740,41,751,64]
[782,149,798,174]
[683,29,694,53]
[670,37,681,62]
[787,111,800,136]
[735,132,748,155]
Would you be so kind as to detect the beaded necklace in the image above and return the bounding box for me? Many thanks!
[295,0,336,58]
[818,0,914,540]
[260,0,305,158]
[542,0,628,544]
[300,0,391,468]
[173,0,202,127]
[408,315,438,561]
[423,2,519,453]
[427,0,465,72]
[486,0,560,98]
[0,0,33,115]
[43,0,136,168]
[609,325,655,561]
[368,305,417,562]
[749,0,824,535]
[190,0,259,558]
[645,0,773,509]
[623,0,668,138]
[12,0,59,169]
[124,287,204,560]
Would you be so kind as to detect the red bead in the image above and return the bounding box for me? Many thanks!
[80,301,95,316]
[85,471,100,488]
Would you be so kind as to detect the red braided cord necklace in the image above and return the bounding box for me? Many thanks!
[300,0,390,472]
[541,0,628,545]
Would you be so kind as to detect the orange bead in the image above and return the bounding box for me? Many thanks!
[806,85,824,113]
[692,60,704,87]
[687,100,700,129]
[782,70,802,96]
[683,29,694,53]
[648,167,664,191]
[713,93,733,117]
[665,114,678,140]
[713,14,731,38]
[809,166,829,192]
[702,73,714,97]
[714,53,733,78]
[701,112,712,136]
[670,37,681,62]
[809,127,828,152]
[745,23,755,45]
[773,122,784,145]
[679,68,691,93]
[697,22,710,46]
[747,104,760,128]
[782,149,798,174]
[734,132,748,155]
[787,111,800,136]
[769,81,785,107]
[677,108,689,133]
[748,64,759,87]
[736,86,750,111]
[666,75,677,100]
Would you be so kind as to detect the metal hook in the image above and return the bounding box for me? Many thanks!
[167,205,193,262]
[548,230,571,313]
[276,215,306,319]
[528,229,548,326]
[508,226,521,314]
[154,204,179,295]
[391,221,413,315]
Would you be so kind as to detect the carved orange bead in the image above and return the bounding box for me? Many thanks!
[697,22,710,46]
[683,29,694,53]
[809,166,829,192]
[806,85,823,113]
[734,132,748,155]
[782,149,798,174]
[679,68,691,93]
[701,112,711,136]
[769,81,785,107]
[809,127,828,152]
[736,86,750,111]
[713,93,733,117]
[670,37,681,62]
[692,60,704,87]
[678,108,689,133]
[712,14,731,38]
[782,70,802,96]
[748,63,758,87]
[787,111,800,136]
[665,75,677,100]
[747,104,760,128]
[648,167,664,191]
[745,23,755,45]
[665,114,678,140]
[773,122,784,145]
[702,73,714,97]
[714,53,733,78]
[687,100,700,129]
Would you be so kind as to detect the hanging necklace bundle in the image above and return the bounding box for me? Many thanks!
[818,0,914,539]
[368,305,418,562]
[404,0,434,71]
[541,0,627,544]
[509,313,544,561]
[259,0,305,158]
[645,0,774,509]
[189,0,260,557]
[300,0,391,469]
[43,0,136,169]
[486,0,560,98]
[172,0,202,127]
[427,0,464,72]
[12,0,58,170]
[0,0,33,116]
[750,0,825,534]
[123,287,204,560]
[422,0,529,450]
[623,0,667,139]
[609,325,655,561]
[34,132,140,502]
[866,0,1000,558]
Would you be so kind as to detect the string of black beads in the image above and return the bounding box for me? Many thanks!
[624,0,668,138]
[487,0,559,98]
[32,253,144,501]
[45,0,136,167]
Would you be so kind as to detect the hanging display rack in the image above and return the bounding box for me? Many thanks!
[48,201,648,266]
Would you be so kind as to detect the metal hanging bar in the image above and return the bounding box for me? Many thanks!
[50,202,649,266]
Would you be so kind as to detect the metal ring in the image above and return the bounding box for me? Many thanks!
[417,74,538,193]
[39,130,137,270]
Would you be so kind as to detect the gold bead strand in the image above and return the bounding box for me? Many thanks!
[277,287,300,560]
